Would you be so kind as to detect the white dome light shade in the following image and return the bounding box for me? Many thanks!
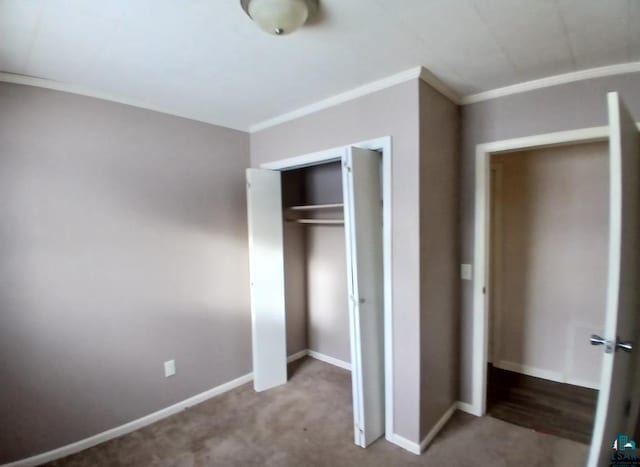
[246,0,311,35]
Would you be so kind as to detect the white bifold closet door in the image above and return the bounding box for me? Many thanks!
[342,147,385,447]
[588,92,640,467]
[246,168,287,392]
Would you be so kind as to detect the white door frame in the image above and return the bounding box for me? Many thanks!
[472,125,626,416]
[260,136,395,441]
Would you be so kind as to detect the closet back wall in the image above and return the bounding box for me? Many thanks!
[304,163,350,363]
[0,83,251,464]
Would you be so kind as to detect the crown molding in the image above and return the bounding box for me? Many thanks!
[249,61,640,132]
[461,61,640,105]
[249,66,463,132]
[0,72,246,132]
[249,66,428,132]
[4,60,639,135]
[418,67,462,105]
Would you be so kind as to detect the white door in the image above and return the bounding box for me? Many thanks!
[342,147,385,447]
[588,92,640,467]
[246,168,287,392]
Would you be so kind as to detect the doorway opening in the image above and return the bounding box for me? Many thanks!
[485,141,608,443]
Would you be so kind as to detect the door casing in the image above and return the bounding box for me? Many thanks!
[471,122,640,417]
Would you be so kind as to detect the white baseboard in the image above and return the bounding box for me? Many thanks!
[2,371,254,467]
[494,360,562,383]
[286,349,309,363]
[567,377,599,390]
[456,401,481,416]
[419,402,457,451]
[307,350,351,371]
[386,402,458,455]
[494,360,599,390]
[386,433,422,455]
[286,349,351,371]
[5,349,352,467]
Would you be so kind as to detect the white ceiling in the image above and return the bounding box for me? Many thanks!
[1,0,639,131]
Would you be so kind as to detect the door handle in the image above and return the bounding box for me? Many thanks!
[616,338,633,352]
[591,334,614,353]
[590,335,633,353]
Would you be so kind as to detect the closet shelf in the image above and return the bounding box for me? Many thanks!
[287,203,343,211]
[291,219,344,225]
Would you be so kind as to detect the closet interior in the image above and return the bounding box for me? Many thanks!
[247,146,385,447]
[281,161,351,370]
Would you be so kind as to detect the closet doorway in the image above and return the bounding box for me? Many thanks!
[246,138,392,448]
[472,92,640,467]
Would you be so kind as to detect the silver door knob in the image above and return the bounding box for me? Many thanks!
[590,335,632,353]
[591,334,614,353]
[590,334,607,346]
[616,338,633,352]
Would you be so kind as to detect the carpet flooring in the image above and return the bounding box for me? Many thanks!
[46,358,589,467]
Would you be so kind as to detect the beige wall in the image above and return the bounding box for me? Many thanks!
[306,226,350,362]
[460,71,640,403]
[303,163,350,363]
[0,83,250,464]
[418,81,460,438]
[251,80,423,442]
[490,143,608,388]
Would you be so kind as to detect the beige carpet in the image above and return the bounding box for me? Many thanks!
[47,358,588,467]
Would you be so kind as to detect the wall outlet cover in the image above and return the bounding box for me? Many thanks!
[164,360,176,377]
[461,264,473,280]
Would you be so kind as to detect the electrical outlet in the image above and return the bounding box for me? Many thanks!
[164,359,176,377]
[461,264,473,281]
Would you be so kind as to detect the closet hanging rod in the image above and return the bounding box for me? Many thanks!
[287,203,343,211]
[291,219,344,225]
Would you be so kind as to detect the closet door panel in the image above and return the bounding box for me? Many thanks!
[246,168,287,392]
[343,147,385,447]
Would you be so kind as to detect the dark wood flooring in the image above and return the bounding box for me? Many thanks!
[487,364,598,444]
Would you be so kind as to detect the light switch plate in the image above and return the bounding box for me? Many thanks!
[164,360,176,377]
[461,264,473,281]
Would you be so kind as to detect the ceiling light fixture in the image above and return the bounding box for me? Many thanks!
[241,0,318,36]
